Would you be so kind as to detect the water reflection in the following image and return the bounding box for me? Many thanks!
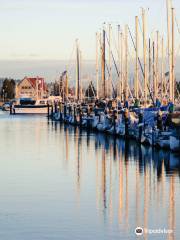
[0,113,179,240]
[55,122,180,240]
[75,127,81,199]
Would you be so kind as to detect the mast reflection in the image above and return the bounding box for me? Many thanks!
[118,145,123,224]
[51,123,179,237]
[102,147,107,211]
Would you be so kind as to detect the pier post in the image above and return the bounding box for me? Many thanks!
[74,105,77,125]
[55,101,57,114]
[51,105,54,118]
[47,102,50,117]
[138,111,143,142]
[124,109,129,138]
[59,102,62,121]
[113,110,116,135]
[64,104,67,119]
[87,105,91,129]
[10,104,12,115]
[79,107,82,127]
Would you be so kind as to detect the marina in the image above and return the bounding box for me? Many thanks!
[0,0,179,239]
[48,100,180,152]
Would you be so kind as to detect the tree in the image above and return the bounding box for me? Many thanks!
[1,79,16,100]
[177,81,180,92]
[53,81,60,96]
[85,82,96,98]
[175,81,180,98]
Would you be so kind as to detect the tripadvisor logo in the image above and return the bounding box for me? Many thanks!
[135,227,143,236]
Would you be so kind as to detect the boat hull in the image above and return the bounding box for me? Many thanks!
[170,136,180,152]
[14,105,48,114]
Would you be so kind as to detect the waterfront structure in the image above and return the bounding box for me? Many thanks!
[15,76,48,100]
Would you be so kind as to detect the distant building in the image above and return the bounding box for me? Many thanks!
[16,76,48,99]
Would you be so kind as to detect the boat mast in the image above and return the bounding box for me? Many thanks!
[79,50,82,101]
[99,32,102,98]
[166,0,172,101]
[65,66,69,100]
[117,25,121,99]
[142,8,148,105]
[153,41,156,102]
[96,32,99,99]
[135,16,139,99]
[124,24,128,102]
[108,24,112,98]
[62,76,65,102]
[171,7,175,103]
[148,38,151,95]
[101,24,106,99]
[161,37,165,99]
[156,31,159,100]
[120,30,124,102]
[166,0,171,59]
[76,39,80,101]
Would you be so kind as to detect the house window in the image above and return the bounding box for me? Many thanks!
[22,86,32,89]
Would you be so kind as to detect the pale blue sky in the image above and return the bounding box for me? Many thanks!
[0,0,179,60]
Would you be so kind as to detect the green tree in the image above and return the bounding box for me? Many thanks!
[175,81,180,98]
[53,81,60,96]
[1,79,16,100]
[177,81,180,92]
[85,82,96,98]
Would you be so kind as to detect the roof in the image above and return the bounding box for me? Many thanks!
[18,77,48,91]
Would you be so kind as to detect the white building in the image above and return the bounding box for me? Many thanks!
[16,77,48,99]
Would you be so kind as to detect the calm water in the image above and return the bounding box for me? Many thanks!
[0,111,179,240]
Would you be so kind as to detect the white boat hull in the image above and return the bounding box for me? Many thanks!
[14,105,48,114]
[170,136,180,152]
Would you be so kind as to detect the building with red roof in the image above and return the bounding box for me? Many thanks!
[16,76,48,99]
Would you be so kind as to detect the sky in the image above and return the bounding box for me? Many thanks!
[0,0,179,80]
[0,0,179,60]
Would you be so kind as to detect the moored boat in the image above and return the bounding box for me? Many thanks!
[170,135,180,152]
[13,98,48,114]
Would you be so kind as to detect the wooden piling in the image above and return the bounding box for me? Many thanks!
[10,104,12,115]
[47,103,50,117]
